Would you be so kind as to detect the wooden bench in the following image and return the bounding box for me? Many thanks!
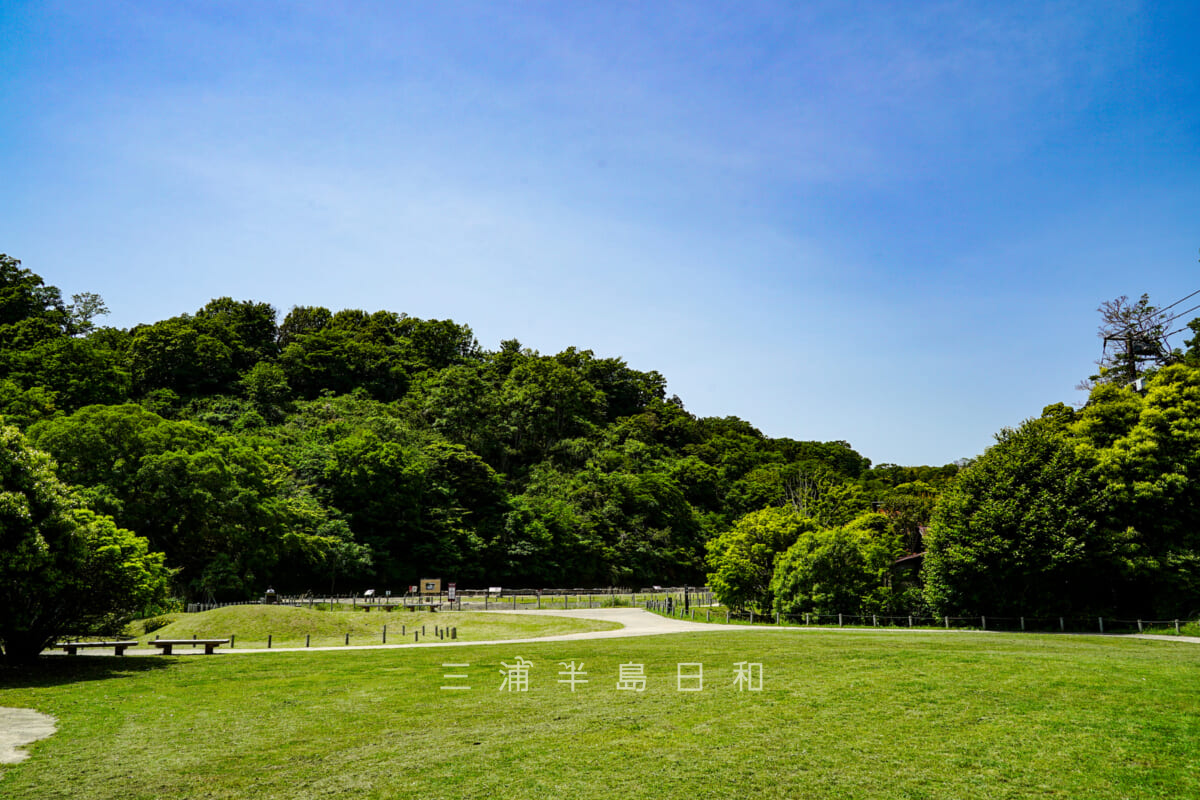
[152,638,230,655]
[56,640,139,656]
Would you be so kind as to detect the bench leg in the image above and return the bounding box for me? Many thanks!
[115,646,127,656]
[204,644,216,655]
[160,644,173,655]
[64,646,78,656]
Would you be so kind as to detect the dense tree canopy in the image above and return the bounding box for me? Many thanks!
[0,424,170,662]
[0,256,964,607]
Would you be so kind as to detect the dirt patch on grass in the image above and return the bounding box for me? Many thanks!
[0,707,56,764]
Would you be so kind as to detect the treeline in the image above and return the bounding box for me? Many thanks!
[705,304,1200,622]
[0,254,956,603]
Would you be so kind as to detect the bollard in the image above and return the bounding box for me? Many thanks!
[750,610,755,624]
[345,632,349,646]
[1099,617,1104,633]
[1176,619,1181,634]
[707,610,711,622]
[383,625,387,644]
[1020,617,1025,631]
[982,617,986,631]
[838,613,843,627]
[230,634,235,648]
[422,625,426,636]
[1138,619,1143,632]
[775,612,779,625]
[306,634,310,648]
[806,613,810,626]
[908,616,912,628]
[873,615,877,627]
[451,627,456,640]
[268,634,272,649]
[944,616,949,629]
[1060,617,1064,632]
[415,632,419,642]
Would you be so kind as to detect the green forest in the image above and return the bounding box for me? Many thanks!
[4,253,1200,659]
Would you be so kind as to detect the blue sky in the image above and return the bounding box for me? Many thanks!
[2,1,1198,466]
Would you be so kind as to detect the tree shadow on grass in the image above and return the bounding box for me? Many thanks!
[0,655,174,690]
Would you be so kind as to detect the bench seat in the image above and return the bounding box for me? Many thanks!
[56,640,139,656]
[152,638,230,655]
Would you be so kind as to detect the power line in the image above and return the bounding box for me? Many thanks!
[1162,301,1200,328]
[1157,288,1200,315]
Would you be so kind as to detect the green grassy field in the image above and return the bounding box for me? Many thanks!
[120,605,622,649]
[2,628,1198,799]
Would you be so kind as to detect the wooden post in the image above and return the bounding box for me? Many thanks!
[402,624,406,636]
[944,616,949,629]
[230,634,235,648]
[1020,617,1025,631]
[981,617,986,630]
[345,632,349,645]
[873,615,877,627]
[268,634,272,649]
[383,625,387,644]
[1176,619,1181,634]
[1099,617,1104,633]
[706,610,710,622]
[838,613,843,627]
[1137,619,1143,632]
[306,634,310,647]
[451,627,456,640]
[908,616,912,628]
[512,594,517,609]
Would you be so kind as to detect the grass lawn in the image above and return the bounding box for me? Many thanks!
[2,630,1198,799]
[122,605,623,649]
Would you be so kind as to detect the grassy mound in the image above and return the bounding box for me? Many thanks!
[133,605,621,648]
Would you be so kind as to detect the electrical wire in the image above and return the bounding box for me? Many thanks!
[1157,288,1200,314]
[1161,301,1200,327]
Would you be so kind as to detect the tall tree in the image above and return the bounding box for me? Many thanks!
[922,415,1116,616]
[0,425,170,662]
[706,507,815,613]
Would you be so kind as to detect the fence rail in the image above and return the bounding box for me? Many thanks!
[642,605,1193,635]
[186,587,713,614]
[184,594,1192,636]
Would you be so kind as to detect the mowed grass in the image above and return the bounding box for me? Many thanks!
[122,605,622,649]
[2,630,1199,799]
